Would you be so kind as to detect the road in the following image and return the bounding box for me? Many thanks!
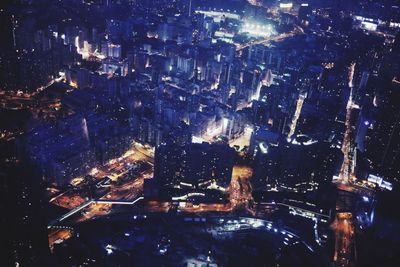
[332,63,358,267]
[51,193,87,209]
[0,76,64,108]
[51,142,154,209]
[287,93,306,140]
[0,77,66,140]
[337,63,356,184]
[229,126,253,151]
[101,175,145,201]
[49,142,154,238]
[179,164,254,214]
[73,202,113,223]
[144,165,254,214]
[48,228,73,250]
[236,25,303,51]
[332,212,355,267]
[229,165,254,212]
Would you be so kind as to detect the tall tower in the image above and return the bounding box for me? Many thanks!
[81,117,90,144]
[11,14,17,48]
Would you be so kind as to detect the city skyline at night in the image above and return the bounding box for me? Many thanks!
[1,0,400,266]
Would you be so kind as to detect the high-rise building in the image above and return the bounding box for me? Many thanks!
[154,142,235,190]
[253,140,342,192]
[364,77,400,184]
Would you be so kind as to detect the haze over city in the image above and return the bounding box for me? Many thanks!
[1,0,400,266]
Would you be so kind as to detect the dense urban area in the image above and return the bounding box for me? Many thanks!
[1,0,400,266]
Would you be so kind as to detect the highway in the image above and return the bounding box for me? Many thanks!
[229,126,253,151]
[332,63,358,267]
[229,165,254,213]
[48,228,73,251]
[50,142,153,208]
[48,143,154,246]
[0,76,66,127]
[287,93,306,140]
[332,212,355,267]
[337,63,356,184]
[48,197,144,248]
[236,26,303,52]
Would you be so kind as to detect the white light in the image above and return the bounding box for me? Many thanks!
[105,244,114,255]
[259,142,268,154]
[280,3,293,9]
[245,126,253,133]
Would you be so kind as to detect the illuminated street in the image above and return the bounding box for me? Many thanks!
[337,63,357,184]
[229,126,253,150]
[73,202,113,223]
[287,93,305,140]
[3,1,400,266]
[236,27,303,51]
[142,165,254,214]
[332,63,361,267]
[48,228,74,251]
[51,193,87,210]
[332,213,355,267]
[229,165,254,212]
[48,142,154,228]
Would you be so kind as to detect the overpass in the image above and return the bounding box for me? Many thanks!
[257,201,331,222]
[49,196,144,226]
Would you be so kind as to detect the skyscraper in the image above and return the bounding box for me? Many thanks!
[154,142,235,190]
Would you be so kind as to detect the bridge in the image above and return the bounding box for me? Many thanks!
[49,196,144,226]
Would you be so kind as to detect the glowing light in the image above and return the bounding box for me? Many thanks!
[192,136,205,144]
[279,3,293,9]
[361,21,378,31]
[223,118,229,130]
[259,142,268,154]
[105,244,114,255]
[287,93,306,140]
[240,22,275,37]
